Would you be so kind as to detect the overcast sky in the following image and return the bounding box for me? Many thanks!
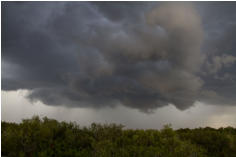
[2,2,236,129]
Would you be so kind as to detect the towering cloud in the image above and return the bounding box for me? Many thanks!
[2,2,236,112]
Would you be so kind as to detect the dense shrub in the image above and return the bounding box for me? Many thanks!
[2,116,236,157]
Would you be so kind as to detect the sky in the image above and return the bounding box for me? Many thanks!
[1,2,236,129]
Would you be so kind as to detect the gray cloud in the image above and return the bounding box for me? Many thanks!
[2,2,236,112]
[206,54,236,74]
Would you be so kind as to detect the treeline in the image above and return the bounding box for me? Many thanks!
[1,116,236,157]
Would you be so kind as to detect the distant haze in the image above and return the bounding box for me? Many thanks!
[2,90,236,129]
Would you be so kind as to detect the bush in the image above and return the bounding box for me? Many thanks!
[2,116,236,157]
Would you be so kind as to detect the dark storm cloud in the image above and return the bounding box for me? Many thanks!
[2,2,236,112]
